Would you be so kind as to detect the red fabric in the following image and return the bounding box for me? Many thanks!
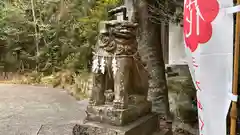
[183,0,219,52]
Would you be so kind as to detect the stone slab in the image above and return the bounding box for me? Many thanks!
[86,101,151,126]
[73,113,159,135]
[38,123,76,135]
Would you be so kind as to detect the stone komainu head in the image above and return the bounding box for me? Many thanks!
[97,21,138,55]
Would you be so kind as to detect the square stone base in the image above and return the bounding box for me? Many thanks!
[86,101,151,126]
[73,114,159,135]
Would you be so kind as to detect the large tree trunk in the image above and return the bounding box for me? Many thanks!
[134,0,172,130]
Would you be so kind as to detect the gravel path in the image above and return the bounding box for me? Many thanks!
[0,84,88,135]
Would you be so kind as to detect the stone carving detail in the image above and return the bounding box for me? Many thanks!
[87,6,151,126]
[104,89,114,105]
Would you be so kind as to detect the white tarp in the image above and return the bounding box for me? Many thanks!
[183,0,234,134]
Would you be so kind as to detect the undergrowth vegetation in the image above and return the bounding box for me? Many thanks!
[0,0,120,99]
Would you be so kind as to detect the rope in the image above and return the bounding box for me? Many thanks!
[92,50,149,86]
[92,51,147,71]
[92,51,138,58]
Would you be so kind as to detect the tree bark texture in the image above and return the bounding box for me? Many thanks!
[135,0,171,119]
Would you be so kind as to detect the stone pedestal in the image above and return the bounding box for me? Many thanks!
[86,101,151,126]
[73,114,159,135]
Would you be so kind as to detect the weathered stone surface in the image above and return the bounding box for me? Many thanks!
[169,65,191,77]
[167,76,197,124]
[86,101,151,126]
[38,123,76,135]
[73,114,158,135]
[88,6,150,127]
[90,20,148,109]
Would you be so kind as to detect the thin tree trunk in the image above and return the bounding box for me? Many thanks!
[31,0,39,71]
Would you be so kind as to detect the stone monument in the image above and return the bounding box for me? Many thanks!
[73,6,158,135]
